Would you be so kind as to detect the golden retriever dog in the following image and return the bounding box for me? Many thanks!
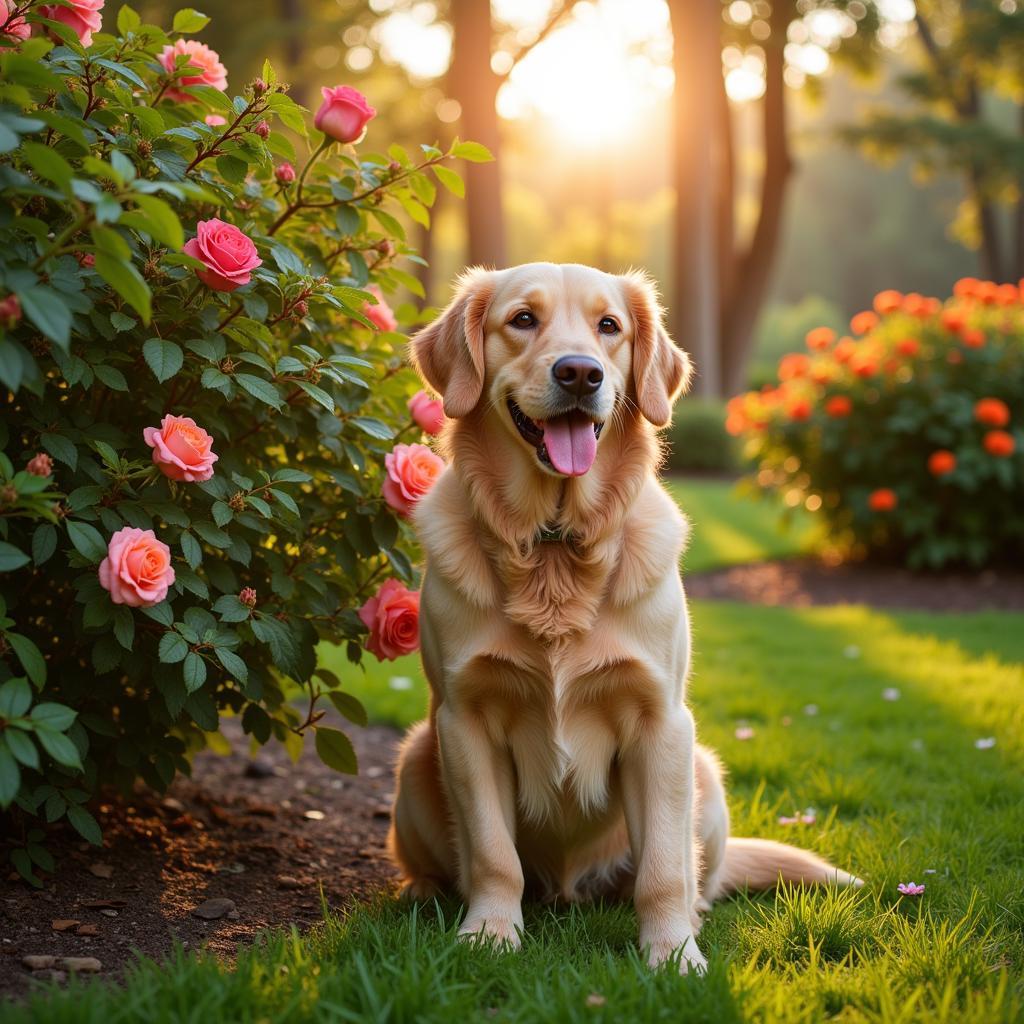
[388,263,861,972]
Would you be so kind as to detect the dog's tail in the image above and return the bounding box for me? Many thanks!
[715,837,863,896]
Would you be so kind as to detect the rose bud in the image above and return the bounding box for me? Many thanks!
[314,85,376,144]
[275,161,296,184]
[239,587,257,608]
[26,453,54,477]
[254,120,270,139]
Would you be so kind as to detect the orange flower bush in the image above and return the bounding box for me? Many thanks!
[729,281,1024,567]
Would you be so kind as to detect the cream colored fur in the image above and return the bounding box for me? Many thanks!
[388,263,861,973]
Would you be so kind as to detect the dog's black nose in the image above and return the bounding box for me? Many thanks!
[552,355,604,397]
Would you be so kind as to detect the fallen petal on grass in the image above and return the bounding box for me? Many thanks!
[897,882,926,896]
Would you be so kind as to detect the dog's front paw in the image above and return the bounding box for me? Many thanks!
[399,877,442,902]
[643,933,708,974]
[458,908,523,950]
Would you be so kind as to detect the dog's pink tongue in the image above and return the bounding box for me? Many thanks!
[543,411,597,476]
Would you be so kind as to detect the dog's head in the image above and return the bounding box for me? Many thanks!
[411,263,691,478]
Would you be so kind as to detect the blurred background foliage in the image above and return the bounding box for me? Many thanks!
[152,0,1022,409]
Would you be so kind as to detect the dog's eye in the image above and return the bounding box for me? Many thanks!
[598,316,620,336]
[510,310,537,329]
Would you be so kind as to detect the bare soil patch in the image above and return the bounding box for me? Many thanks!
[685,558,1024,612]
[1,721,402,999]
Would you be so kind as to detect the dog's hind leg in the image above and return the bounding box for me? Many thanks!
[694,744,730,913]
[388,719,456,900]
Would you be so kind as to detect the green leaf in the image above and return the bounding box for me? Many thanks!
[183,652,207,693]
[95,254,152,323]
[22,141,73,192]
[212,595,251,622]
[67,520,107,563]
[212,501,233,527]
[172,7,211,32]
[142,601,174,627]
[235,374,283,409]
[0,541,30,572]
[30,702,77,731]
[432,164,465,197]
[131,195,184,250]
[112,607,135,650]
[66,805,102,845]
[327,691,368,728]
[158,631,188,664]
[142,337,184,382]
[296,380,335,413]
[0,678,32,718]
[180,531,202,568]
[192,521,230,548]
[351,417,395,441]
[36,730,82,771]
[41,432,77,470]
[216,647,248,684]
[32,525,57,566]
[94,364,129,391]
[451,141,493,163]
[117,5,141,34]
[0,745,20,807]
[5,729,39,770]
[7,633,46,687]
[314,726,358,774]
[17,286,72,348]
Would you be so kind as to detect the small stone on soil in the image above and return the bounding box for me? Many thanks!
[192,897,236,920]
[88,863,114,879]
[303,810,325,821]
[51,919,80,932]
[244,757,278,779]
[76,924,99,937]
[61,957,102,973]
[276,875,305,890]
[99,909,119,918]
[22,956,56,971]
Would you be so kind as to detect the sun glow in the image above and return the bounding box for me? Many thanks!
[495,0,672,148]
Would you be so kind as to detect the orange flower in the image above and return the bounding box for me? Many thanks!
[805,326,835,351]
[940,308,966,335]
[974,398,1010,427]
[873,289,903,315]
[725,414,746,436]
[778,353,811,381]
[983,430,1015,457]
[833,337,857,363]
[961,328,985,348]
[953,277,980,300]
[786,397,812,421]
[851,354,878,378]
[922,297,941,315]
[927,450,956,476]
[868,488,897,511]
[850,310,879,335]
[975,281,999,305]
[896,337,920,357]
[825,395,852,417]
[996,283,1019,306]
[810,363,833,384]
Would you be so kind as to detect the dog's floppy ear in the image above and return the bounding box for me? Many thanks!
[623,272,692,428]
[410,268,495,418]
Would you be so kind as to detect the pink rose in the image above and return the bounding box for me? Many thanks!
[363,285,397,332]
[0,293,21,327]
[408,390,445,435]
[183,218,261,292]
[382,442,445,519]
[358,579,419,661]
[99,527,175,608]
[157,39,227,102]
[1,0,30,41]
[143,414,218,482]
[314,85,376,143]
[39,0,102,46]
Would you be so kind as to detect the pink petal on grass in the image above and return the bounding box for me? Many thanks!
[734,726,755,741]
[897,882,926,896]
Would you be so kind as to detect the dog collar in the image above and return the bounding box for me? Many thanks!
[536,523,574,544]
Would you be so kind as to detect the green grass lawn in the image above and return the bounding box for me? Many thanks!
[10,603,1023,1023]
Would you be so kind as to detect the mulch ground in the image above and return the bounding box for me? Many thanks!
[1,720,402,999]
[2,558,1021,1000]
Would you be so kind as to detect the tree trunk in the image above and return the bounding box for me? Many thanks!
[719,1,793,397]
[715,61,736,342]
[667,0,721,397]
[1015,105,1024,279]
[278,0,307,107]
[448,0,506,269]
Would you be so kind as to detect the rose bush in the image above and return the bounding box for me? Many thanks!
[728,280,1023,568]
[0,3,488,882]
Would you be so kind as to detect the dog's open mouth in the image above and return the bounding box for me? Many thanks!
[507,398,604,477]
